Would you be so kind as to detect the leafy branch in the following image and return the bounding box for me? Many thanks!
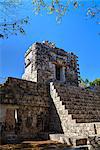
[0,0,100,39]
[0,0,29,39]
[0,17,29,39]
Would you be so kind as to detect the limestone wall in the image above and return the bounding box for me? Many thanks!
[22,44,38,82]
[0,77,50,137]
[22,42,79,86]
[0,77,49,106]
[50,82,100,139]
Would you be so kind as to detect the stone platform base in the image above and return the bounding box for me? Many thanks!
[49,133,100,149]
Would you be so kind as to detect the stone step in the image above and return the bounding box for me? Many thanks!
[61,101,100,108]
[61,98,100,104]
[76,118,100,123]
[57,94,99,100]
[64,104,100,111]
[61,97,100,102]
[56,87,98,96]
[56,90,85,95]
[60,92,98,96]
[68,109,100,115]
[58,91,99,97]
[69,107,100,112]
[49,133,89,147]
[55,86,93,93]
[72,114,100,120]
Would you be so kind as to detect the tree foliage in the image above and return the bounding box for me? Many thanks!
[80,77,100,87]
[0,0,100,39]
[0,0,29,38]
[79,77,90,88]
[32,0,100,23]
[90,78,100,86]
[0,17,29,39]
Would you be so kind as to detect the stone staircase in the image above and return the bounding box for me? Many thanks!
[53,82,100,123]
[50,82,100,144]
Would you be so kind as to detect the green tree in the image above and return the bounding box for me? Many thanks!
[90,78,100,86]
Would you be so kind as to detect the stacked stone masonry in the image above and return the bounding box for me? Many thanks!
[50,82,100,147]
[53,82,100,123]
[22,41,80,86]
[0,41,100,146]
[0,77,50,141]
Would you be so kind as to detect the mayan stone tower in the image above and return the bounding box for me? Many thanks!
[22,41,80,86]
[0,41,100,147]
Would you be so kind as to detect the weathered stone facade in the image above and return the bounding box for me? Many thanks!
[0,77,50,142]
[0,41,100,147]
[22,41,79,86]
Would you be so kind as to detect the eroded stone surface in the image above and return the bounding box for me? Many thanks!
[22,41,79,86]
[0,41,100,146]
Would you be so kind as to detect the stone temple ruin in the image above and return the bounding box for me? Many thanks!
[0,41,100,147]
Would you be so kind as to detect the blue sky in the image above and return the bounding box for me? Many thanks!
[0,1,100,82]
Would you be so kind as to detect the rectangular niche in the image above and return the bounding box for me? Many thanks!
[55,65,65,82]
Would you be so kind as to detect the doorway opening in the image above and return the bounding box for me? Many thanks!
[55,65,61,81]
[55,65,65,82]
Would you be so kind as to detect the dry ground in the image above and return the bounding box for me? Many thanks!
[0,140,71,150]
